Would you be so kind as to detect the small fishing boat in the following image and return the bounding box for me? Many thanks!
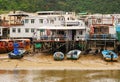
[66,50,81,60]
[53,52,64,60]
[8,49,26,59]
[8,42,26,59]
[102,50,118,61]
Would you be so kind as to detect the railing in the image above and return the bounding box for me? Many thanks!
[91,18,113,25]
[87,34,116,40]
[39,35,87,41]
[9,23,24,26]
[40,36,67,41]
[75,35,87,41]
[61,21,80,26]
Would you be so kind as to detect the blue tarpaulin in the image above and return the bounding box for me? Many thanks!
[116,24,120,42]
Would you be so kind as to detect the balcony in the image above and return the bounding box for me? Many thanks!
[91,18,113,26]
[87,34,116,40]
[61,21,80,26]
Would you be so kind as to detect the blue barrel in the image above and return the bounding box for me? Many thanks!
[13,42,19,55]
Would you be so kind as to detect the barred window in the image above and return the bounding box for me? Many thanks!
[25,28,29,33]
[25,19,29,23]
[39,19,43,23]
[18,28,21,33]
[31,19,35,23]
[12,28,16,33]
[31,29,34,33]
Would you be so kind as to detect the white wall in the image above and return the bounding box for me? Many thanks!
[109,26,116,34]
[0,27,3,36]
[9,26,40,38]
[24,16,63,28]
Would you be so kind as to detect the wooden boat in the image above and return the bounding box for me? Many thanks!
[53,52,64,60]
[66,50,81,59]
[102,50,118,61]
[8,49,26,59]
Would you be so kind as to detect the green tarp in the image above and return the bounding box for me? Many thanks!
[117,32,120,42]
[35,43,42,49]
[40,29,44,32]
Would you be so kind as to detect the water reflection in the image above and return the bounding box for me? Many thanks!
[0,70,120,82]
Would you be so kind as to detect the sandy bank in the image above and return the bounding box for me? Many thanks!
[0,53,120,70]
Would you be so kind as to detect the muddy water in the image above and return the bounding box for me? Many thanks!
[0,70,120,82]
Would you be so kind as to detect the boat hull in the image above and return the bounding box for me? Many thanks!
[66,50,81,60]
[8,49,26,59]
[53,52,64,60]
[102,50,118,61]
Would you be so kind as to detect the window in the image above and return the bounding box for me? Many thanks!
[79,31,83,35]
[0,28,2,36]
[21,20,24,24]
[118,18,120,23]
[25,28,29,33]
[80,23,83,26]
[39,19,43,23]
[47,19,49,23]
[31,29,34,33]
[25,19,29,23]
[12,28,16,33]
[94,28,99,34]
[67,18,70,20]
[50,19,54,24]
[54,17,56,21]
[31,19,35,23]
[62,17,65,21]
[59,17,61,20]
[18,28,21,33]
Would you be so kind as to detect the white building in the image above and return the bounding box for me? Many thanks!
[1,11,87,41]
[87,14,116,36]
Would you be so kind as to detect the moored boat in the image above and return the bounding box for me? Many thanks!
[8,42,26,59]
[66,50,81,60]
[102,50,118,61]
[53,52,64,60]
[8,49,26,59]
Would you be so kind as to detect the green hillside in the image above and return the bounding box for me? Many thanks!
[0,0,120,14]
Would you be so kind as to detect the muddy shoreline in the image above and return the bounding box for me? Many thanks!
[0,53,120,70]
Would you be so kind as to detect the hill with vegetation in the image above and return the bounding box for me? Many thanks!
[0,0,120,14]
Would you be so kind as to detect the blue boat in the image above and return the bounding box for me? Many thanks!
[53,52,64,60]
[8,49,26,59]
[8,42,26,59]
[102,50,118,61]
[66,50,81,60]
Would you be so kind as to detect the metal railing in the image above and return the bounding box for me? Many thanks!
[87,34,116,40]
[40,36,67,41]
[39,35,87,41]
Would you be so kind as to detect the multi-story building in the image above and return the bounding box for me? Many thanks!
[7,11,86,42]
[87,14,116,48]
